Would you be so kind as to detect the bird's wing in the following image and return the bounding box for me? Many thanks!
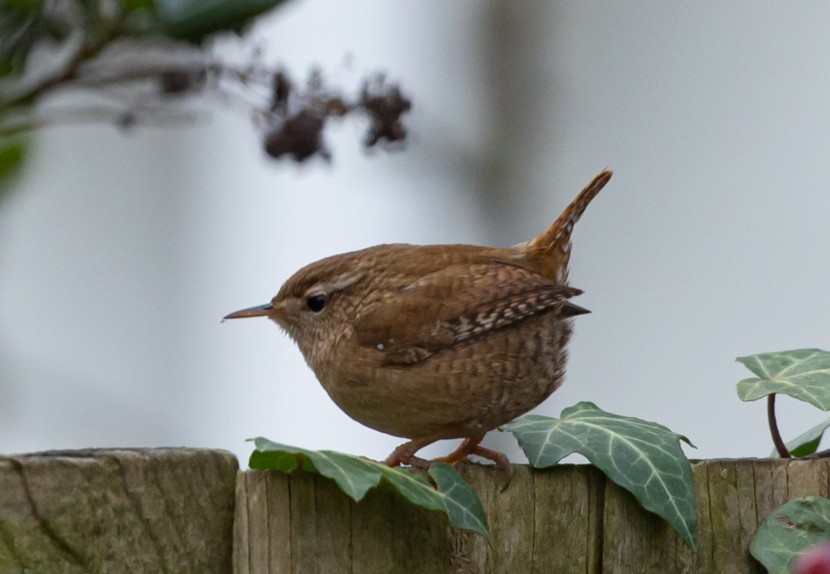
[353,262,586,366]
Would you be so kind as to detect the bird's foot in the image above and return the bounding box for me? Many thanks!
[384,434,512,490]
[429,433,485,465]
[383,437,436,469]
[467,444,512,491]
[431,434,512,491]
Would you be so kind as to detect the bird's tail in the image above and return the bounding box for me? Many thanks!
[522,169,613,283]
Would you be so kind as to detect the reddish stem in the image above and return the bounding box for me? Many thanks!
[768,394,791,458]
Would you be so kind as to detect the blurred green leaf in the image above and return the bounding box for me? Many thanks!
[0,136,26,196]
[122,0,155,11]
[750,496,830,573]
[505,402,697,548]
[0,1,44,78]
[249,439,489,538]
[134,0,291,41]
[737,349,830,410]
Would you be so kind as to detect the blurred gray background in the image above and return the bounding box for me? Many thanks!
[2,2,829,465]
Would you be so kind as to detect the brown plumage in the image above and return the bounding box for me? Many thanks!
[225,170,612,470]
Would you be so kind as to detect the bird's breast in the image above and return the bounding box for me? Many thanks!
[307,314,574,440]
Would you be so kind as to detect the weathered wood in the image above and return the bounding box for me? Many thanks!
[313,475,352,573]
[235,458,829,573]
[603,470,676,571]
[675,462,712,573]
[5,451,830,573]
[350,483,395,573]
[533,464,604,573]
[0,448,237,574]
[390,480,453,574]
[707,460,751,572]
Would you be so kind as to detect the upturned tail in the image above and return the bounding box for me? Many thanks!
[522,169,613,283]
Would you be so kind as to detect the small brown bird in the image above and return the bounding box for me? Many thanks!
[225,170,612,471]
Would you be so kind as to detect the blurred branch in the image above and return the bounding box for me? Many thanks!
[0,0,413,165]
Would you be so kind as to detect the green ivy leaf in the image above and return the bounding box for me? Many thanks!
[249,439,489,538]
[428,462,489,537]
[750,496,830,573]
[770,416,830,458]
[504,401,697,548]
[737,349,830,410]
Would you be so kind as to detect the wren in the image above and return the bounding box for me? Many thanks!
[225,170,612,471]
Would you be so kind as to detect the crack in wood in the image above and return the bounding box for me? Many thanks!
[9,456,88,569]
[109,453,171,574]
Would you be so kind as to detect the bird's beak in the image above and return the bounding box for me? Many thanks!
[223,303,275,321]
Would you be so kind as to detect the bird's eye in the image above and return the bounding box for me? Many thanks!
[306,293,328,312]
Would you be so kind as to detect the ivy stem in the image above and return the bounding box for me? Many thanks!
[768,394,791,458]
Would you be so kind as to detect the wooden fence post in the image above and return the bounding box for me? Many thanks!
[234,458,830,573]
[0,449,237,573]
[3,450,830,572]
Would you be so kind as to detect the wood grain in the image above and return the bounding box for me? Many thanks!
[0,448,237,574]
[5,451,830,573]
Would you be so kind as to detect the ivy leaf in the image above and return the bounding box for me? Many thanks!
[750,496,830,573]
[428,462,489,537]
[770,416,830,458]
[736,348,830,410]
[249,439,489,538]
[504,401,697,548]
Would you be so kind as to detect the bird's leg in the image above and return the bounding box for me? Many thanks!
[467,444,510,474]
[430,433,486,465]
[386,435,512,489]
[434,433,512,471]
[384,437,437,469]
[468,444,512,491]
[431,433,512,490]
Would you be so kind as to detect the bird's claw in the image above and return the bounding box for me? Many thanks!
[384,434,512,490]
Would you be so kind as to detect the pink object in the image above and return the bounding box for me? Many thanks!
[793,542,830,574]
